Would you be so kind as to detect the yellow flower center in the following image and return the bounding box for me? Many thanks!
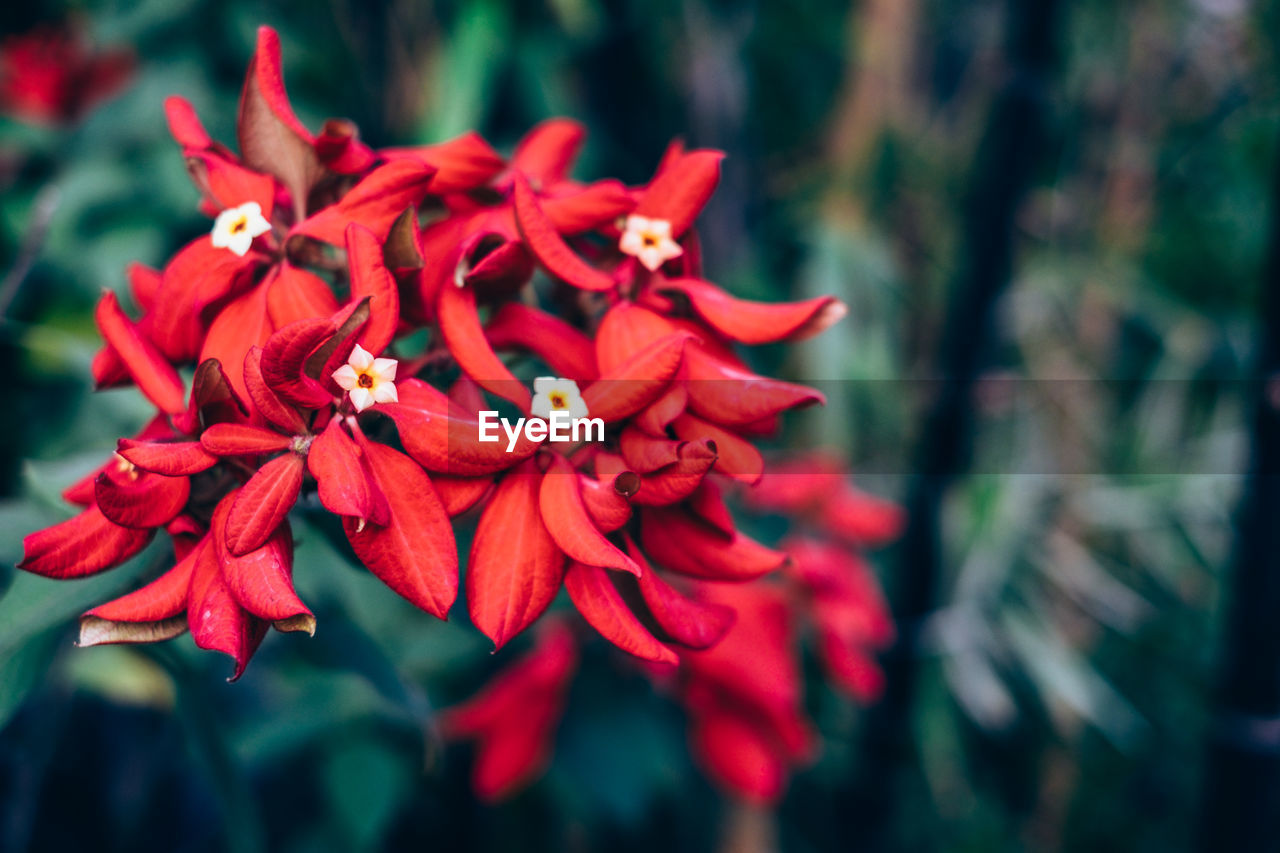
[549,392,568,409]
[357,372,374,388]
[230,216,248,235]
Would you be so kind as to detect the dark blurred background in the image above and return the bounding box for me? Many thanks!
[1,0,1278,850]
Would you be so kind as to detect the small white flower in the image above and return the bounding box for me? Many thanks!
[210,201,272,257]
[333,344,399,413]
[618,214,683,272]
[531,376,588,420]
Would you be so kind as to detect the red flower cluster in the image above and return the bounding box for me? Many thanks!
[441,455,901,805]
[0,22,133,124]
[20,25,850,688]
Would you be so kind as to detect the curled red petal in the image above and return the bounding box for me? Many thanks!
[261,316,336,409]
[634,150,724,238]
[95,291,186,414]
[640,507,787,581]
[513,173,616,291]
[80,549,197,647]
[671,412,763,484]
[314,118,376,174]
[345,223,400,354]
[244,347,308,434]
[294,159,436,245]
[164,95,212,149]
[95,469,191,529]
[511,118,584,185]
[539,454,639,576]
[628,539,734,650]
[631,439,717,506]
[20,505,154,579]
[437,279,531,410]
[578,471,634,533]
[237,25,321,218]
[383,132,505,194]
[619,427,682,473]
[541,180,635,234]
[564,561,676,665]
[683,346,824,426]
[485,302,598,383]
[185,535,266,680]
[658,277,846,344]
[581,332,692,423]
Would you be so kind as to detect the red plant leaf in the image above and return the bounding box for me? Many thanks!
[634,150,724,238]
[20,506,153,579]
[94,291,186,414]
[294,159,436,245]
[344,436,458,618]
[185,536,266,680]
[671,412,763,484]
[485,303,599,382]
[658,277,846,344]
[243,347,308,434]
[201,423,293,456]
[511,118,584,185]
[468,460,565,649]
[213,494,311,628]
[224,452,304,556]
[627,538,734,650]
[436,282,531,410]
[581,332,691,423]
[538,454,639,576]
[117,440,218,476]
[564,561,676,665]
[80,547,197,647]
[640,507,787,581]
[94,468,191,529]
[345,223,400,353]
[512,173,616,291]
[307,418,389,526]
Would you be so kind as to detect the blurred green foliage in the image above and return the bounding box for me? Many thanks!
[1,0,1277,851]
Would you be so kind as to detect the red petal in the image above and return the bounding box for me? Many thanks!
[80,550,197,647]
[307,419,390,526]
[244,347,308,434]
[127,262,163,312]
[619,427,682,472]
[541,180,635,234]
[539,454,638,575]
[626,538,734,649]
[185,536,266,680]
[224,453,303,556]
[380,378,537,475]
[641,507,787,581]
[511,119,584,185]
[201,423,292,456]
[237,26,321,218]
[658,277,845,344]
[631,439,717,506]
[266,262,339,328]
[581,332,691,423]
[95,292,186,414]
[578,469,635,533]
[294,160,436,245]
[199,284,274,404]
[344,437,458,617]
[594,301,684,374]
[513,173,616,291]
[173,358,250,436]
[260,316,335,408]
[345,223,400,353]
[437,277,532,410]
[433,474,493,516]
[213,494,310,626]
[688,705,787,804]
[564,561,676,665]
[468,460,565,649]
[20,505,153,579]
[463,240,533,291]
[683,346,824,426]
[164,95,211,149]
[634,150,724,238]
[819,488,906,547]
[116,440,217,476]
[186,150,277,217]
[634,383,687,436]
[671,413,763,484]
[314,118,376,174]
[95,469,191,529]
[383,132,505,194]
[151,237,259,362]
[485,303,599,382]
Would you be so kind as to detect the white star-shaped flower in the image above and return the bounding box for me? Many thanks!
[618,214,683,272]
[210,201,272,257]
[333,344,399,413]
[531,376,588,420]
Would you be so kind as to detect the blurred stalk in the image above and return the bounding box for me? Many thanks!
[849,0,1060,847]
[1196,129,1280,852]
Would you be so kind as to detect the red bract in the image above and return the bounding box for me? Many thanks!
[0,24,133,124]
[23,24,855,695]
